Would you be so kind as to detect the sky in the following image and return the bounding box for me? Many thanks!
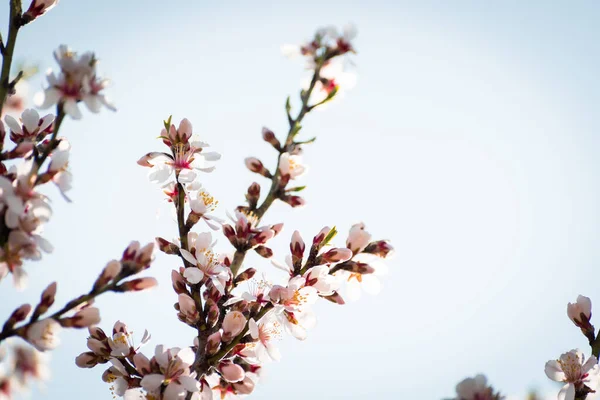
[1,0,600,399]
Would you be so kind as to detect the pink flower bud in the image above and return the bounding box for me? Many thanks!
[23,0,59,21]
[117,277,158,292]
[9,304,32,324]
[88,326,107,341]
[178,293,199,324]
[234,268,257,285]
[262,127,281,149]
[94,260,122,290]
[313,226,332,246]
[222,311,247,341]
[364,240,394,258]
[206,331,222,355]
[290,230,305,265]
[156,237,179,255]
[250,229,275,247]
[281,194,305,208]
[320,247,352,263]
[254,245,273,258]
[171,270,187,294]
[245,157,271,177]
[206,299,220,328]
[219,361,245,382]
[271,223,284,236]
[568,295,593,328]
[64,307,101,328]
[346,223,372,254]
[75,352,98,368]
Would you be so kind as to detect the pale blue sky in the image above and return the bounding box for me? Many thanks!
[1,0,600,398]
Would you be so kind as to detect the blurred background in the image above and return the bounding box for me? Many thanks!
[1,0,600,398]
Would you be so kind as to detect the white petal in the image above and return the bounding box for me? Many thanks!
[4,115,22,134]
[140,374,165,391]
[545,360,566,382]
[63,99,82,120]
[21,109,40,133]
[558,383,575,400]
[183,268,204,284]
[180,249,198,265]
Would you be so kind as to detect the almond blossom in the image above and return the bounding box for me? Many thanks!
[452,374,503,400]
[37,45,115,119]
[139,346,199,399]
[26,318,61,352]
[278,152,306,180]
[545,349,600,400]
[179,232,229,293]
[248,317,282,362]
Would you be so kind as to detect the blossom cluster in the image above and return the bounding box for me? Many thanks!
[74,24,397,400]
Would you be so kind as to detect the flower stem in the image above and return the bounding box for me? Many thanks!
[0,277,121,343]
[253,63,323,220]
[0,0,23,117]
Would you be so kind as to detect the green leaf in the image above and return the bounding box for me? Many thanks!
[296,137,316,145]
[322,226,338,247]
[287,186,306,192]
[163,115,173,131]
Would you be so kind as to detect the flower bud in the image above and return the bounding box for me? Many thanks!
[338,261,375,275]
[88,326,107,341]
[322,291,345,305]
[568,295,594,340]
[254,245,273,259]
[178,294,199,325]
[61,307,101,328]
[246,182,260,208]
[346,223,371,254]
[22,0,58,23]
[262,127,281,150]
[75,351,99,368]
[290,231,305,266]
[313,226,331,246]
[171,269,187,294]
[271,223,284,236]
[222,311,246,342]
[234,268,256,285]
[26,318,61,351]
[206,331,222,355]
[363,240,394,258]
[206,299,220,328]
[93,260,122,290]
[281,194,305,208]
[319,248,353,263]
[3,304,32,332]
[115,277,158,292]
[219,361,245,382]
[244,157,271,178]
[156,237,179,255]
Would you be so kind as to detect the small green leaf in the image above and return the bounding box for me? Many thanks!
[296,137,316,145]
[287,186,306,192]
[322,226,338,247]
[163,115,173,131]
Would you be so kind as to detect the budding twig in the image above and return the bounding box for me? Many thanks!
[0,0,24,117]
